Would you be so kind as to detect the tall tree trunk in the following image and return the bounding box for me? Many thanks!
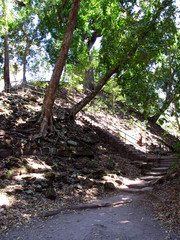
[23,38,32,83]
[84,32,101,92]
[39,0,81,136]
[84,66,95,91]
[4,31,11,92]
[2,0,11,92]
[23,44,28,83]
[70,0,172,118]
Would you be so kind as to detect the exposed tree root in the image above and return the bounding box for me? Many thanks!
[39,200,132,217]
[34,115,54,139]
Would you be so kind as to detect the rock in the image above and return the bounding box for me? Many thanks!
[115,179,122,185]
[45,187,57,200]
[59,141,67,147]
[70,176,80,184]
[25,190,34,195]
[104,182,116,191]
[15,188,23,194]
[0,130,5,136]
[67,140,78,147]
[0,208,5,213]
[74,183,82,189]
[23,176,36,181]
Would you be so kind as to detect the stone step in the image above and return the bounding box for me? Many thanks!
[151,167,168,172]
[159,162,174,167]
[159,159,176,162]
[160,156,177,160]
[122,187,153,193]
[160,160,177,163]
[133,161,154,168]
[159,165,175,168]
[140,176,162,181]
[145,171,166,176]
[159,160,176,163]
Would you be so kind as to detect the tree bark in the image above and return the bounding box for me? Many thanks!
[2,0,11,92]
[23,39,30,83]
[4,31,11,92]
[22,35,36,83]
[84,32,101,92]
[39,0,81,136]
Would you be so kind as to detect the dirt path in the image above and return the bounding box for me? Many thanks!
[0,193,179,240]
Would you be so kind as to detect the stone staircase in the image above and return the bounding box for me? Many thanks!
[79,114,148,162]
[122,154,178,193]
[78,112,179,193]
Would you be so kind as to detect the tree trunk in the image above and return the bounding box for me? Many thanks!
[84,67,95,91]
[4,31,11,92]
[23,43,28,83]
[84,32,101,92]
[2,0,11,92]
[39,0,81,136]
[23,38,32,83]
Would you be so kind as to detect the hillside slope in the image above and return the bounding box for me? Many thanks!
[0,86,179,234]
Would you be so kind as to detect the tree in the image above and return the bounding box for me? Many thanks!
[1,0,11,91]
[9,0,44,83]
[70,0,176,118]
[38,0,81,136]
[83,32,100,92]
[158,34,180,129]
